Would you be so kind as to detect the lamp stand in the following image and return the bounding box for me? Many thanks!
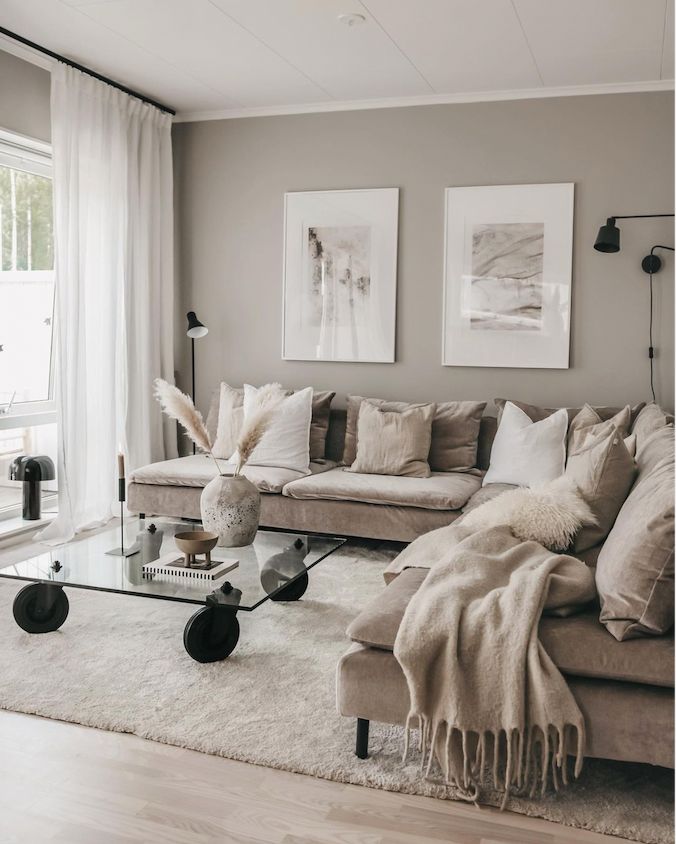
[105,478,140,557]
[191,337,196,455]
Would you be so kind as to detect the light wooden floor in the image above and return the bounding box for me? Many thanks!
[0,710,628,844]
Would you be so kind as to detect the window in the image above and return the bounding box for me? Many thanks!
[0,129,55,410]
[0,130,57,523]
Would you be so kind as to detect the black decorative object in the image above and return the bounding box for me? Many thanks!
[9,455,55,520]
[356,718,370,759]
[105,456,139,558]
[12,582,69,633]
[186,310,208,454]
[593,213,675,253]
[594,214,674,402]
[183,607,240,662]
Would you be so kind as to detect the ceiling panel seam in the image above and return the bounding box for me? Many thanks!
[358,0,435,93]
[204,0,334,100]
[510,0,545,86]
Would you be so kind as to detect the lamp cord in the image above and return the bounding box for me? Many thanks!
[649,265,655,403]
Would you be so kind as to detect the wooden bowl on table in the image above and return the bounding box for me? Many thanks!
[174,530,219,569]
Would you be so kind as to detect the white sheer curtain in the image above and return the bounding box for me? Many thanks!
[38,64,176,543]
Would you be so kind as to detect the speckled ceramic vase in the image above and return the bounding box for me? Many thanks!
[200,474,260,547]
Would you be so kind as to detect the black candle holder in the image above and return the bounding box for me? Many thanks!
[105,477,140,557]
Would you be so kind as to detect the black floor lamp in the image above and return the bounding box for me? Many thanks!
[186,311,208,454]
[594,213,674,402]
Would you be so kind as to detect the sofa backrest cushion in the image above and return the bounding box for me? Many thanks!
[632,403,675,453]
[595,426,674,641]
[206,383,335,462]
[342,395,486,472]
[494,398,645,429]
[565,425,637,552]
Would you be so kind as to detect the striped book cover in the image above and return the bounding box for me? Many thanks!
[143,553,239,582]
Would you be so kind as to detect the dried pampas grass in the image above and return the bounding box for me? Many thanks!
[154,378,223,475]
[234,383,286,475]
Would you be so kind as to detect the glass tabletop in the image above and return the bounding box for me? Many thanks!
[0,520,346,611]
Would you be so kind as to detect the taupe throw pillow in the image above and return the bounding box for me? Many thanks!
[565,426,637,551]
[347,401,435,478]
[595,439,674,641]
[343,395,485,472]
[212,382,245,459]
[632,403,674,452]
[567,403,631,449]
[211,383,335,462]
[495,398,645,429]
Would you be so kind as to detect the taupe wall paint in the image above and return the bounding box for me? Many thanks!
[0,50,51,141]
[177,93,673,414]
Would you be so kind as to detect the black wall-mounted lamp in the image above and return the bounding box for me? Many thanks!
[594,213,674,401]
[186,311,208,454]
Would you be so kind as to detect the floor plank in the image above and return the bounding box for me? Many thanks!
[0,711,629,844]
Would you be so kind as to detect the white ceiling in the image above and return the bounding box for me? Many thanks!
[0,0,673,120]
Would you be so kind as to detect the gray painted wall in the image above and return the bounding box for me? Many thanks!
[0,50,51,141]
[173,93,674,414]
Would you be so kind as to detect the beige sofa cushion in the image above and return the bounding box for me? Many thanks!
[209,383,335,462]
[567,403,631,447]
[595,430,674,641]
[347,570,674,687]
[348,401,435,478]
[130,454,336,494]
[343,395,486,472]
[633,403,674,452]
[565,426,637,552]
[495,398,645,429]
[282,466,481,511]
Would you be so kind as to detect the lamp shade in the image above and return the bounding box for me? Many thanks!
[9,455,56,482]
[594,218,620,253]
[186,311,208,339]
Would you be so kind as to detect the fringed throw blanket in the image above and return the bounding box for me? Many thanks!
[393,523,596,804]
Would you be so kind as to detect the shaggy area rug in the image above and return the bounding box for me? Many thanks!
[0,539,672,844]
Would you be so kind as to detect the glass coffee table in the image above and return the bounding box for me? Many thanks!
[0,520,346,663]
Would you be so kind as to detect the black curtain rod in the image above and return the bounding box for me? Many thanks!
[612,214,675,220]
[0,26,176,116]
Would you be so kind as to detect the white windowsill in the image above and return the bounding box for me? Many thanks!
[0,510,57,548]
[0,408,57,430]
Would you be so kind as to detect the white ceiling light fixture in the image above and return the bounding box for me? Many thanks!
[337,13,367,27]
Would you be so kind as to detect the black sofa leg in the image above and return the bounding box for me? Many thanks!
[139,512,145,520]
[356,718,369,759]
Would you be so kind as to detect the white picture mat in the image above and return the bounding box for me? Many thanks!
[443,183,574,369]
[282,188,399,362]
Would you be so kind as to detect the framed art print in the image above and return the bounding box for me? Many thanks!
[282,188,399,362]
[442,183,574,368]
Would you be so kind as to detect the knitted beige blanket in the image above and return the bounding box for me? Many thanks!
[393,523,596,803]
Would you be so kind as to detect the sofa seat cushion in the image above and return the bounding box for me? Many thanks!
[130,455,336,494]
[348,570,674,688]
[282,467,481,511]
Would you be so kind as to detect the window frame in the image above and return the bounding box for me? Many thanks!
[0,127,56,427]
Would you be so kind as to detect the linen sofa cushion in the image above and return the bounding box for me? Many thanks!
[567,404,632,447]
[210,382,335,462]
[348,401,435,478]
[633,403,674,452]
[495,398,645,429]
[482,402,567,487]
[212,382,245,459]
[565,426,637,551]
[595,431,674,641]
[342,395,486,472]
[282,467,481,511]
[347,575,674,688]
[130,454,336,494]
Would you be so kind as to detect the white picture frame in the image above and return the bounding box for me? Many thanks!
[442,183,574,369]
[282,188,399,363]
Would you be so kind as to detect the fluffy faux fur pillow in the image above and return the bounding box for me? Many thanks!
[461,476,597,552]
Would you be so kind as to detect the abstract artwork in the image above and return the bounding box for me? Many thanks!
[443,184,574,368]
[468,222,544,331]
[283,189,398,362]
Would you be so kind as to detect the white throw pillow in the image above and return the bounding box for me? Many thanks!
[229,385,313,474]
[483,401,567,487]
